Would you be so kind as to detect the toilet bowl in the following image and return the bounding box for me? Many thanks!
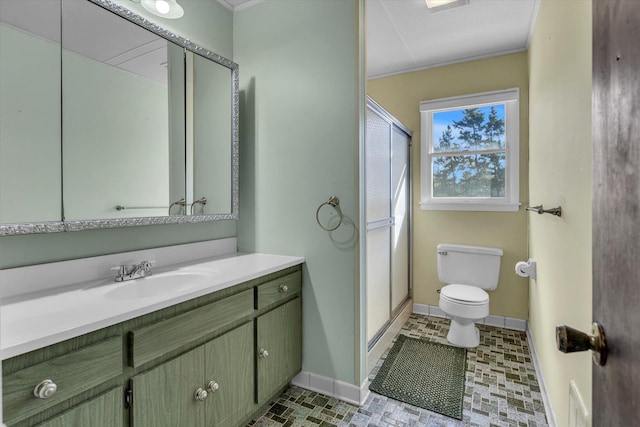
[439,284,489,347]
[436,244,503,348]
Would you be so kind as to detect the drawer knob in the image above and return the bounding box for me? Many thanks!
[259,348,269,358]
[194,388,208,401]
[279,284,289,293]
[207,381,220,393]
[34,380,57,399]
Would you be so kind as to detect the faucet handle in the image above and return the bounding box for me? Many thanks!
[141,260,156,273]
[111,265,127,282]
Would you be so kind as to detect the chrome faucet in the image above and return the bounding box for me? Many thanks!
[111,260,155,282]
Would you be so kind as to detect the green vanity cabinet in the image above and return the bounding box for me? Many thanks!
[3,264,302,427]
[37,387,124,427]
[131,322,254,427]
[256,297,302,403]
[3,337,123,426]
[204,321,254,427]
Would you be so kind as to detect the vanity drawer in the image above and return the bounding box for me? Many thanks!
[130,289,254,367]
[256,271,302,309]
[3,337,123,425]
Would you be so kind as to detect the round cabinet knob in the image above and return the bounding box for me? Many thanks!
[207,381,220,393]
[194,388,208,402]
[259,348,269,358]
[33,380,57,399]
[279,284,289,293]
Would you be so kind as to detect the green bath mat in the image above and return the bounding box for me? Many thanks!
[369,334,467,420]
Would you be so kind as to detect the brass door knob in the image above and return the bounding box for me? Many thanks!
[556,322,607,366]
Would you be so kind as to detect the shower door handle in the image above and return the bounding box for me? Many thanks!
[366,217,395,232]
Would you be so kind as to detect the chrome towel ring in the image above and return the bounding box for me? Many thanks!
[190,197,207,215]
[316,196,343,231]
[168,198,186,215]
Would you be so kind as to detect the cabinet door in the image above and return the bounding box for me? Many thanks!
[131,348,204,427]
[203,322,254,427]
[37,387,124,427]
[256,297,302,403]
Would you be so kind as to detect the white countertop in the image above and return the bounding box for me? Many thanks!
[1,252,304,360]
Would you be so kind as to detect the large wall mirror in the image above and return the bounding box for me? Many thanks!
[0,0,238,235]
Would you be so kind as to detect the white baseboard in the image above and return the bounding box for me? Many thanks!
[291,371,369,407]
[412,303,527,331]
[526,323,558,427]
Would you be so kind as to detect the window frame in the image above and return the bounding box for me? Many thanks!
[419,88,520,212]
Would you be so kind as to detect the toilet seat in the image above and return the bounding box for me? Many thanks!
[440,284,489,306]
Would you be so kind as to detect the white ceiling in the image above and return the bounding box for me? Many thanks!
[367,0,539,79]
[2,0,539,83]
[217,0,264,12]
[0,0,168,84]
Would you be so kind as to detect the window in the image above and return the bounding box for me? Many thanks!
[419,88,520,211]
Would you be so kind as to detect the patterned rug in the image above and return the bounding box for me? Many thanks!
[369,334,467,420]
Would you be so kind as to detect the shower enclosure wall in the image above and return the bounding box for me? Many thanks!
[365,97,412,348]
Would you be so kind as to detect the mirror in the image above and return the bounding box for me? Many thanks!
[0,0,62,225]
[0,0,239,235]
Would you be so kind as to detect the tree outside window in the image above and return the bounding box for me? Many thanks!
[420,89,519,212]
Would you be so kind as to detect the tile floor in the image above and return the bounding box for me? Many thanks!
[249,314,548,427]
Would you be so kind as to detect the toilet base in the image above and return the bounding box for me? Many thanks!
[446,317,481,348]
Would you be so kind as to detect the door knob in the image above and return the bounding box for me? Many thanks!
[556,322,607,366]
[259,348,269,358]
[194,388,208,401]
[207,381,219,393]
[33,379,57,399]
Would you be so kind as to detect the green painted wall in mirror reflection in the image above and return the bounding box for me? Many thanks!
[62,48,171,220]
[0,25,61,224]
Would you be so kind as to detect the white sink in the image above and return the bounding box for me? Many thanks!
[104,271,212,300]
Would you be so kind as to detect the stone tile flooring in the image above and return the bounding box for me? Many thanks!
[249,314,548,427]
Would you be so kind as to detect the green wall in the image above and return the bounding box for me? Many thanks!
[0,25,61,224]
[234,0,363,385]
[62,50,170,220]
[0,0,235,269]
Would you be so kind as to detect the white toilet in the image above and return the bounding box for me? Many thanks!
[437,243,503,348]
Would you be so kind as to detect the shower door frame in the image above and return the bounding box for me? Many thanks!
[365,96,413,350]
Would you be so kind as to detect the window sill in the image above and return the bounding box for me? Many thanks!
[419,201,521,212]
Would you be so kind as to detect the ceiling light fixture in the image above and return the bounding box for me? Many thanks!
[141,0,184,19]
[425,0,469,13]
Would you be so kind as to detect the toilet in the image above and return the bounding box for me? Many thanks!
[437,243,503,348]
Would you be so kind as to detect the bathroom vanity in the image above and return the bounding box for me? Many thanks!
[1,244,303,427]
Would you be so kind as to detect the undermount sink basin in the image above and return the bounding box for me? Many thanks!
[104,271,212,300]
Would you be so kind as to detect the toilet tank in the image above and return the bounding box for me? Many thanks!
[437,244,503,290]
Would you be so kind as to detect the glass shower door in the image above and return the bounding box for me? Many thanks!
[365,106,392,343]
[365,98,411,347]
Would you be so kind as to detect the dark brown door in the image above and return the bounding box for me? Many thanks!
[593,0,640,423]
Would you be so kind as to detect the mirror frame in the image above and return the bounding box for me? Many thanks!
[0,0,239,236]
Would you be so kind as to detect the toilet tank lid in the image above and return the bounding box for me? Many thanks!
[437,243,503,256]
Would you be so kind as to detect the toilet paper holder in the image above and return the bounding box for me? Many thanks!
[515,259,537,280]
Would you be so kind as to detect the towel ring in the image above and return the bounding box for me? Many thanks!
[190,197,207,215]
[316,196,343,231]
[168,198,186,215]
